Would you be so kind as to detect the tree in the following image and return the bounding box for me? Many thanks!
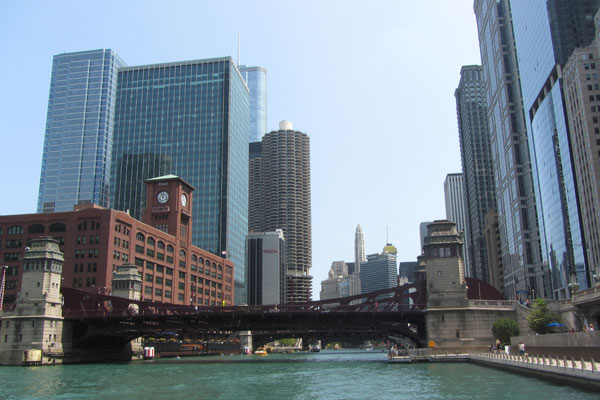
[492,318,520,345]
[526,298,561,334]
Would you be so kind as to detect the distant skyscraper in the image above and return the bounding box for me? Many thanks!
[444,173,470,277]
[38,49,126,213]
[110,56,249,304]
[320,261,359,300]
[455,65,497,283]
[260,121,312,302]
[354,224,366,273]
[361,244,397,296]
[419,221,433,254]
[398,261,419,283]
[239,66,267,142]
[474,0,546,300]
[248,142,263,233]
[246,230,286,305]
[511,0,599,296]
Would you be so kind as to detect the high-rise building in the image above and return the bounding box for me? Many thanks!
[510,0,600,297]
[37,49,126,213]
[248,142,263,233]
[354,224,366,274]
[398,261,419,283]
[444,173,470,277]
[319,261,359,300]
[455,65,497,283]
[474,0,547,300]
[239,66,267,142]
[246,230,286,305]
[419,221,433,254]
[562,11,600,287]
[260,121,312,302]
[110,57,249,304]
[361,244,397,296]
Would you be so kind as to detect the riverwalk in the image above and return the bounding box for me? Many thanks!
[388,351,600,390]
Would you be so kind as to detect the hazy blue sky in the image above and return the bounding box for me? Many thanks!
[0,0,481,297]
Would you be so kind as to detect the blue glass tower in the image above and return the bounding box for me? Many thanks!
[111,57,249,303]
[510,0,599,297]
[239,66,267,142]
[37,49,126,213]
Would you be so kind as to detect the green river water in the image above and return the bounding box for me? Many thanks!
[0,350,596,399]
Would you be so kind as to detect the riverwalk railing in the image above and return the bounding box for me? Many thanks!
[470,351,600,383]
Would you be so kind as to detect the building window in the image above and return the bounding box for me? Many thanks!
[144,286,152,295]
[165,279,172,287]
[49,223,65,233]
[7,225,24,235]
[147,237,155,246]
[155,288,162,297]
[145,274,153,282]
[155,277,163,285]
[167,245,174,253]
[165,290,172,298]
[136,232,145,242]
[157,241,165,250]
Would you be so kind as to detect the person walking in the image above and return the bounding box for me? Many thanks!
[518,341,525,356]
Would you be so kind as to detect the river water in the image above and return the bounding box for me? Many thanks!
[0,350,596,399]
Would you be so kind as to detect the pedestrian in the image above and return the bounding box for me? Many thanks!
[525,299,531,308]
[589,323,595,332]
[518,341,525,356]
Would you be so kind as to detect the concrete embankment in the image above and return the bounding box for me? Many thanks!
[388,351,600,390]
[470,352,600,390]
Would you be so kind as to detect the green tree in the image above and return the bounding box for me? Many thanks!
[526,298,561,334]
[492,318,520,345]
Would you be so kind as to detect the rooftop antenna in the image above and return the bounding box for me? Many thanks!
[386,225,389,244]
[237,32,240,67]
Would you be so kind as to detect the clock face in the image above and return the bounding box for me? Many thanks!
[157,191,169,204]
[181,194,187,207]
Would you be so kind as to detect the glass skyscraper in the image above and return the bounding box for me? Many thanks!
[474,0,546,300]
[510,0,599,297]
[239,66,267,142]
[38,49,126,213]
[110,57,249,303]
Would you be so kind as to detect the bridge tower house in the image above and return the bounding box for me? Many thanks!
[111,263,143,357]
[0,237,66,365]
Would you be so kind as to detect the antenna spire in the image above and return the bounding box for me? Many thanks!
[237,32,240,67]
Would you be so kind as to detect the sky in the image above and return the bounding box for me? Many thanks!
[0,0,482,298]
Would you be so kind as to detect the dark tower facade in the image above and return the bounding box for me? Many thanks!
[455,65,497,283]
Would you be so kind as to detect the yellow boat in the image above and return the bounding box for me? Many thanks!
[254,347,268,356]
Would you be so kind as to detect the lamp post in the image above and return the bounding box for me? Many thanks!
[0,265,8,312]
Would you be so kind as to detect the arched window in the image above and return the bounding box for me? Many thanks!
[136,232,145,242]
[211,262,216,269]
[205,259,210,266]
[198,257,204,265]
[7,225,24,235]
[179,249,186,258]
[49,223,66,233]
[147,237,155,246]
[191,254,197,262]
[157,241,165,250]
[218,264,222,271]
[28,224,45,234]
[167,244,174,253]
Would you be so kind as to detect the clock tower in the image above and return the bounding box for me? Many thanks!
[142,174,195,245]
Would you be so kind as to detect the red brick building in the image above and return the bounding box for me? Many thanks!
[0,175,234,308]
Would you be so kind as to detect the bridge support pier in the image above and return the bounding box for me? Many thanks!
[238,331,252,354]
